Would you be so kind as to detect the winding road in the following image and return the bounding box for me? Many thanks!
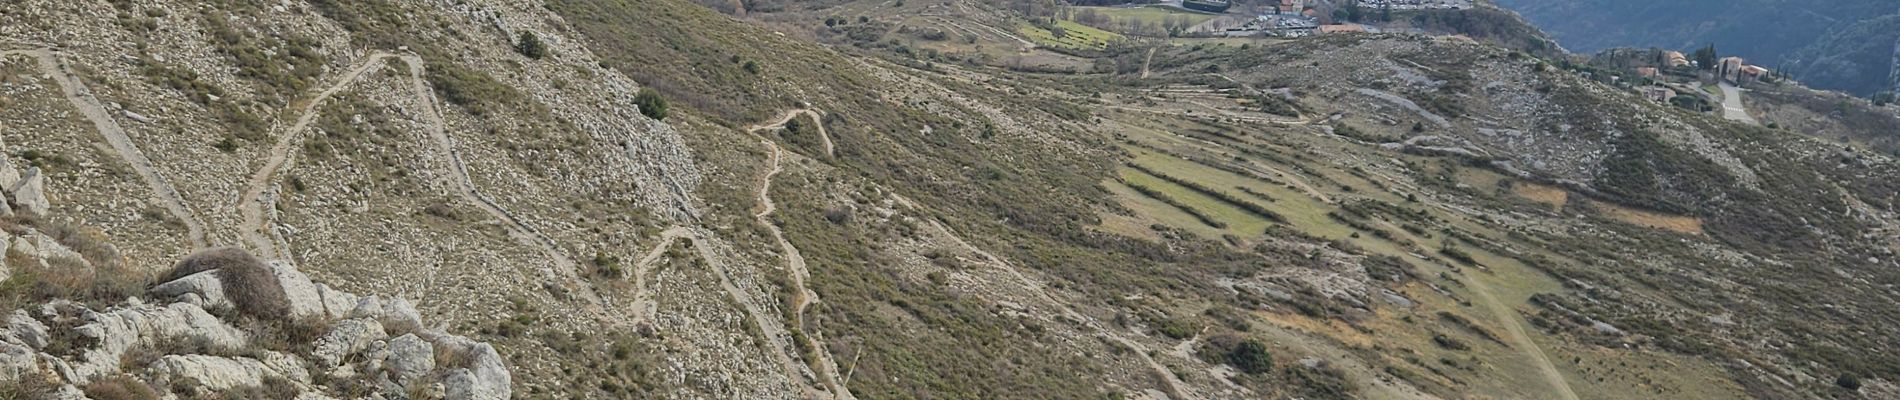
[1717,82,1757,125]
[5,49,208,249]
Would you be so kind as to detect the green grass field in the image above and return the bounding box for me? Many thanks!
[1018,19,1124,51]
[1077,5,1218,27]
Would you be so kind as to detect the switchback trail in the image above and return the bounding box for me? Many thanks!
[620,225,819,399]
[238,52,397,259]
[5,49,208,249]
[401,56,623,327]
[754,109,833,157]
[235,52,622,326]
[747,110,854,400]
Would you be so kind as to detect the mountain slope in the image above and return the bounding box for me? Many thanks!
[1494,0,1900,96]
[5,0,1900,399]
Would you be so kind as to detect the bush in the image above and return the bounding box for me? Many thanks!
[1837,373,1862,390]
[1228,339,1273,374]
[82,375,161,400]
[634,88,669,120]
[516,31,549,59]
[163,247,289,320]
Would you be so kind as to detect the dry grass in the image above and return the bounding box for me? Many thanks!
[163,247,289,320]
[1510,182,1568,210]
[81,375,161,400]
[1587,200,1703,234]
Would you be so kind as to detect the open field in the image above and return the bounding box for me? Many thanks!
[1018,19,1125,50]
[1076,5,1219,27]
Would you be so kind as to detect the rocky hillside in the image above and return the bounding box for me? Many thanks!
[5,0,1900,398]
[0,161,510,398]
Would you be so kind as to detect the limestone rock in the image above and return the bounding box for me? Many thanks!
[437,334,511,400]
[0,341,35,382]
[315,283,358,320]
[148,271,231,311]
[267,261,327,320]
[385,333,435,386]
[10,167,47,215]
[312,318,387,368]
[5,310,51,350]
[350,296,422,334]
[69,302,248,380]
[145,354,277,391]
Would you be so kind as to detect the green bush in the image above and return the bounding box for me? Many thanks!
[634,88,669,120]
[1228,339,1273,374]
[517,31,550,60]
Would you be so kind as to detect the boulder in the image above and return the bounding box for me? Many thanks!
[10,167,47,215]
[267,261,327,320]
[437,334,511,400]
[312,318,387,368]
[0,341,36,382]
[5,310,51,350]
[148,271,232,311]
[69,302,248,380]
[384,334,435,385]
[145,354,277,391]
[315,283,358,320]
[350,296,422,334]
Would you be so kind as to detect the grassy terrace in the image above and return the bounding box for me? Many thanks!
[1018,19,1125,51]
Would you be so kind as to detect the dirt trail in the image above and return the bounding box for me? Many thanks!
[753,109,833,158]
[1382,222,1578,400]
[1139,47,1157,79]
[747,111,854,400]
[890,194,1195,400]
[238,52,397,259]
[628,226,694,322]
[233,52,622,326]
[400,56,623,327]
[5,49,208,249]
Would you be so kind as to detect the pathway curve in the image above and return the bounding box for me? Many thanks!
[400,56,623,327]
[747,110,854,400]
[237,52,398,259]
[1718,82,1757,125]
[234,52,622,326]
[4,49,208,249]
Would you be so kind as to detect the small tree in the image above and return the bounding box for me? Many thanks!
[516,31,549,60]
[1229,339,1273,374]
[634,88,669,121]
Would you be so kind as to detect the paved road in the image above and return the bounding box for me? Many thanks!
[1718,82,1757,124]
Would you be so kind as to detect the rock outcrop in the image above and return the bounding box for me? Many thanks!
[0,250,511,399]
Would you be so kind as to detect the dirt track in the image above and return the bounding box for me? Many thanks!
[6,49,208,249]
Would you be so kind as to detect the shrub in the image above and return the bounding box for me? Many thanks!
[1228,339,1273,374]
[1837,374,1861,390]
[633,88,669,120]
[163,247,289,320]
[516,31,549,59]
[82,375,161,400]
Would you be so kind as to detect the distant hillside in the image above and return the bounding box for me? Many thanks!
[1493,0,1900,96]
